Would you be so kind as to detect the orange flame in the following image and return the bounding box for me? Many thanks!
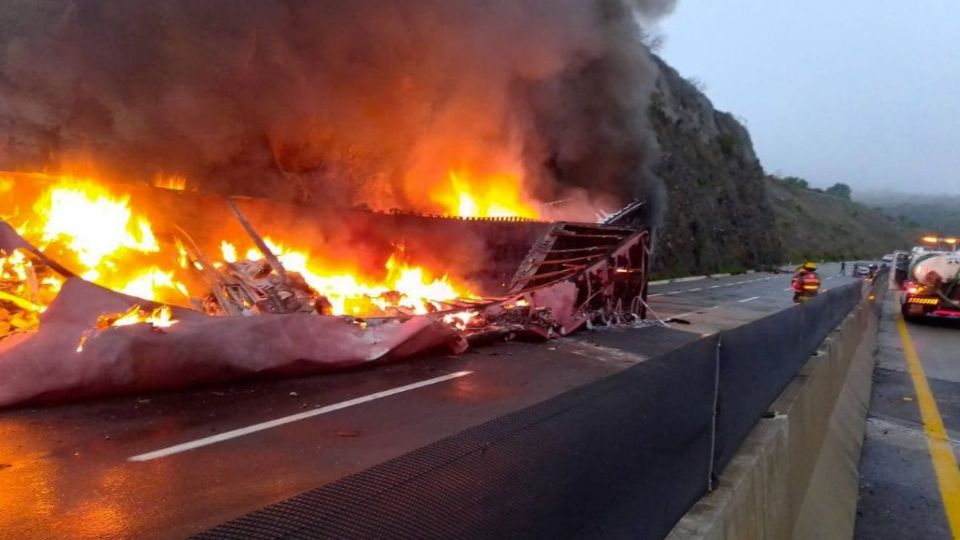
[442,310,478,330]
[37,183,159,268]
[152,175,188,191]
[76,304,179,351]
[103,304,178,329]
[223,239,469,316]
[2,173,479,321]
[434,170,540,219]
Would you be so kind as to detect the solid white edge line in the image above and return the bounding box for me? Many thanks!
[128,370,474,462]
[738,296,760,303]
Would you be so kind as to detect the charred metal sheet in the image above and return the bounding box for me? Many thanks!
[508,222,641,293]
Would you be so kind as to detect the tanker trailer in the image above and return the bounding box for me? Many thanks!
[901,252,960,321]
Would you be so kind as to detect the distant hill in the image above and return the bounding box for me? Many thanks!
[767,179,916,263]
[855,191,960,236]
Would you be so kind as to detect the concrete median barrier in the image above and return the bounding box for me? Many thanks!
[667,281,884,540]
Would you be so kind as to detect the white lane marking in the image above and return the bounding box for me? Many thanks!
[674,275,708,283]
[128,371,474,462]
[709,285,721,289]
[782,287,793,291]
[648,293,663,297]
[688,287,703,292]
[666,290,681,295]
[738,296,761,303]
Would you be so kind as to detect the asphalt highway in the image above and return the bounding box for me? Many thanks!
[645,262,854,333]
[0,264,859,539]
[856,284,960,539]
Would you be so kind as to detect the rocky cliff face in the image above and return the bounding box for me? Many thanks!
[648,57,783,276]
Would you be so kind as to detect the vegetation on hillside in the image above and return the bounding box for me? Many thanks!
[855,192,960,236]
[766,177,916,262]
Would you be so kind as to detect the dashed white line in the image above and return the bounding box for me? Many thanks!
[666,290,681,295]
[782,287,793,292]
[648,293,663,297]
[128,370,474,462]
[709,285,721,289]
[738,296,761,303]
[688,287,702,292]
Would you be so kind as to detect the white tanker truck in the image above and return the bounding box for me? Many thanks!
[901,251,960,321]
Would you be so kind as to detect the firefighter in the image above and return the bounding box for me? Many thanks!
[792,261,821,303]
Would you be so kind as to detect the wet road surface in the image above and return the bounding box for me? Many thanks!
[856,285,960,539]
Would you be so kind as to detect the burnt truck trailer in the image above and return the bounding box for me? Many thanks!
[900,252,960,321]
[0,173,654,407]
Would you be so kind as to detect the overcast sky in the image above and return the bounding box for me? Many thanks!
[657,1,960,195]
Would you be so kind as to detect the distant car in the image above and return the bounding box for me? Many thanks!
[881,254,893,262]
[852,262,872,277]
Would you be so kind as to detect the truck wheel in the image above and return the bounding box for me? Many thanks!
[901,303,915,322]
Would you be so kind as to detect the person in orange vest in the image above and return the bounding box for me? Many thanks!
[792,261,821,303]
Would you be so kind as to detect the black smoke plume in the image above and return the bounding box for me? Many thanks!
[0,0,675,220]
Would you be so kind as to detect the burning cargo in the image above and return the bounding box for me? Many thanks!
[0,173,650,407]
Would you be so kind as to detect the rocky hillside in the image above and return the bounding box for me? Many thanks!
[649,56,912,276]
[649,57,782,276]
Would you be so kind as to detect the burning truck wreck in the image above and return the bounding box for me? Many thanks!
[0,174,651,407]
[0,0,676,408]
